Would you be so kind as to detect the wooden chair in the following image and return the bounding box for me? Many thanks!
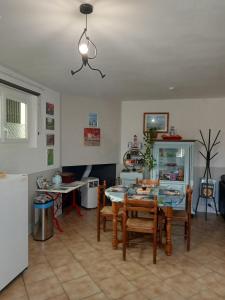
[97,180,122,241]
[134,178,160,218]
[159,185,193,251]
[122,194,158,264]
[136,178,160,187]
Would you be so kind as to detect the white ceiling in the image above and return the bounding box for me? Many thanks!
[0,0,225,101]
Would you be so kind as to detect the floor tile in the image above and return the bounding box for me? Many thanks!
[114,260,148,280]
[98,274,136,299]
[0,277,28,300]
[118,291,149,300]
[62,275,100,300]
[2,210,225,300]
[25,276,64,300]
[22,263,54,285]
[53,261,87,283]
[189,289,224,300]
[46,253,75,268]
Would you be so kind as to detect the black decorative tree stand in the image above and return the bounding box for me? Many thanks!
[195,129,221,220]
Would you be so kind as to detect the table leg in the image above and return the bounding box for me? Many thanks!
[53,215,63,232]
[66,190,83,216]
[46,192,64,232]
[165,207,173,256]
[112,202,119,249]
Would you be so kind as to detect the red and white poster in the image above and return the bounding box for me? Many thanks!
[84,128,100,146]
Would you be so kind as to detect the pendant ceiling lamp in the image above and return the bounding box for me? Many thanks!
[71,3,106,78]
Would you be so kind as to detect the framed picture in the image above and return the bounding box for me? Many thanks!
[46,117,55,130]
[200,178,216,198]
[88,112,98,127]
[143,112,169,133]
[84,128,100,146]
[46,134,54,146]
[46,102,54,115]
[47,149,54,166]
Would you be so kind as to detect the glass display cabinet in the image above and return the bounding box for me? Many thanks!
[152,141,195,210]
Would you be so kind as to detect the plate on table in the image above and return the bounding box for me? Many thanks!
[129,195,150,200]
[136,187,151,195]
[110,186,127,193]
[159,189,181,196]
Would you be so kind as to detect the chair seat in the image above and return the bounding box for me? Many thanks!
[100,206,123,216]
[127,217,154,231]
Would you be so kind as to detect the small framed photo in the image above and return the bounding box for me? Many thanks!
[84,128,100,146]
[46,134,54,146]
[47,149,54,166]
[88,112,98,127]
[46,102,54,116]
[143,112,169,133]
[200,178,216,198]
[46,117,55,130]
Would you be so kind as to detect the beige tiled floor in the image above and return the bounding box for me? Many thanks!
[1,209,225,300]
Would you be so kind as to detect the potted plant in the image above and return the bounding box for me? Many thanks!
[143,128,157,178]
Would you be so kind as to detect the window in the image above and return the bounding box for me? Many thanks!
[0,85,35,142]
[5,97,27,139]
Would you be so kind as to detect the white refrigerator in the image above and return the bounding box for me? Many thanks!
[0,174,28,291]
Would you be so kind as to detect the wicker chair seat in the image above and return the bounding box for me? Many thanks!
[100,206,122,216]
[127,217,154,231]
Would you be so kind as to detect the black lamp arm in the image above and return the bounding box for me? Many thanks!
[87,62,106,78]
[86,37,97,59]
[71,63,84,76]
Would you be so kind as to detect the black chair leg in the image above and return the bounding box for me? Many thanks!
[195,196,201,214]
[205,197,208,221]
[212,197,218,216]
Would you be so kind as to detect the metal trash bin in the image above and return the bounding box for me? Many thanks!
[33,198,54,241]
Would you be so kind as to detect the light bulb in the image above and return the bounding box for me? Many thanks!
[79,43,89,54]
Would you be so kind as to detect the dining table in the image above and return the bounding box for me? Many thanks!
[105,184,185,256]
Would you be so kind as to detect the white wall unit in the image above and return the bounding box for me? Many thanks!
[0,174,28,291]
[81,177,99,208]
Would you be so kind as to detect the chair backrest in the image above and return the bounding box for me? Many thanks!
[185,185,193,215]
[98,180,107,208]
[123,194,158,229]
[136,178,160,187]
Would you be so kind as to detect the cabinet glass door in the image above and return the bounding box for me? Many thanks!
[158,147,185,182]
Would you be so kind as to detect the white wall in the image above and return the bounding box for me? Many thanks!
[0,65,61,174]
[0,65,61,231]
[121,98,225,168]
[61,95,121,166]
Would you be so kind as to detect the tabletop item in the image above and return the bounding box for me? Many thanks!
[106,185,183,208]
[36,176,49,189]
[52,173,62,186]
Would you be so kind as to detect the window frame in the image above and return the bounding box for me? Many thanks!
[0,85,30,143]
